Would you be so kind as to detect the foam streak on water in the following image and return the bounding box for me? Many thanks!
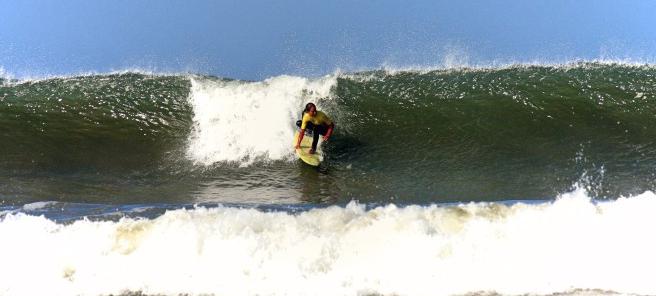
[1,189,655,296]
[186,75,336,166]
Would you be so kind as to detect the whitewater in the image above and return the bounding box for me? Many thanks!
[1,188,655,296]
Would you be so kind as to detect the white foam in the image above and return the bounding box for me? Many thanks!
[2,190,656,295]
[21,201,58,211]
[186,75,337,166]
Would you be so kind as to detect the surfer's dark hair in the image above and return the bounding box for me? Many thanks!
[304,102,316,112]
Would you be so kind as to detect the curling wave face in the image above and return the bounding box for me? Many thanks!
[2,63,656,204]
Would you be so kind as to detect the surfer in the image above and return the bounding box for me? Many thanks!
[295,102,334,154]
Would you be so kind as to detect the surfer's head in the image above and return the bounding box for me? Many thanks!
[305,103,317,116]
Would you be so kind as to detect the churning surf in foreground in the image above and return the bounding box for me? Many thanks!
[2,61,656,295]
[1,188,656,296]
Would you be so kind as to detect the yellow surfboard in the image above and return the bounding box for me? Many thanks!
[294,131,322,166]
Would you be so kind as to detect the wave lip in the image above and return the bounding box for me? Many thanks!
[2,189,656,295]
[376,58,656,76]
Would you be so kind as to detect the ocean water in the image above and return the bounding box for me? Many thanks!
[2,62,656,295]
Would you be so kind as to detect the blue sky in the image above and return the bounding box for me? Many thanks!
[1,0,655,80]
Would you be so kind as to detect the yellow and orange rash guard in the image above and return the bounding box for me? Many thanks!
[300,111,333,129]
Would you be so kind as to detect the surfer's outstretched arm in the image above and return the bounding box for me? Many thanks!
[323,123,334,141]
[295,129,305,149]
